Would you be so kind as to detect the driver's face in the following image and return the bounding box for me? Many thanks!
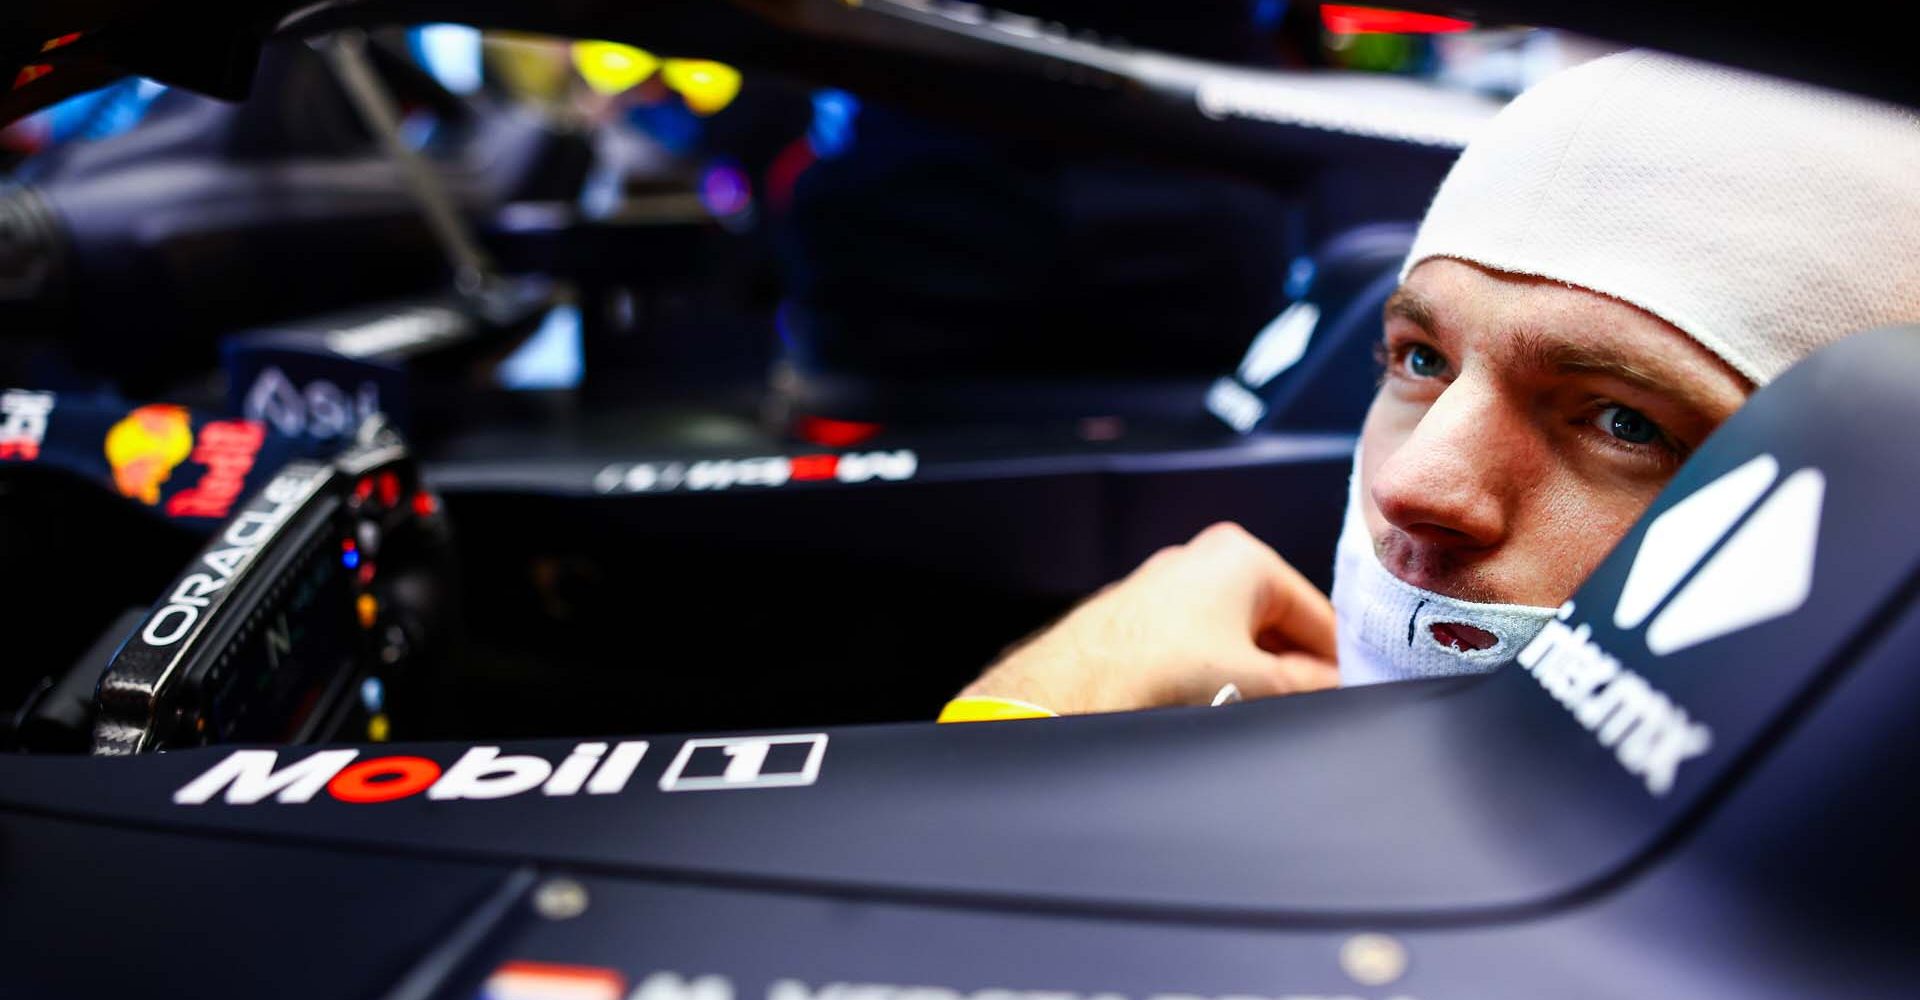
[1359,257,1752,607]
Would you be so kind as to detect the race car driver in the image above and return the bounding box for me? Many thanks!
[943,50,1920,721]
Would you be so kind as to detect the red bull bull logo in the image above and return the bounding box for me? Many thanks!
[105,406,267,519]
[105,404,194,505]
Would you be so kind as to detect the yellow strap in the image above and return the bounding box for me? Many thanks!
[937,696,1059,723]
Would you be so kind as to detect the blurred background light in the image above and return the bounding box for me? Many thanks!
[699,160,753,217]
[497,304,585,389]
[807,89,860,159]
[573,40,660,96]
[1320,5,1474,35]
[484,33,573,102]
[660,59,741,116]
[624,99,703,153]
[409,24,485,95]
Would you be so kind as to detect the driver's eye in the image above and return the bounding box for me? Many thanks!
[1404,344,1447,378]
[1597,404,1661,445]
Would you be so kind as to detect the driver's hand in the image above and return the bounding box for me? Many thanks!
[958,522,1338,714]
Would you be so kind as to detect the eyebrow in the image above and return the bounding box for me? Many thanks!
[1383,287,1726,410]
[1383,288,1437,333]
[1527,339,1674,396]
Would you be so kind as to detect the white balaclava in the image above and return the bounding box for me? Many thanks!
[1334,50,1920,685]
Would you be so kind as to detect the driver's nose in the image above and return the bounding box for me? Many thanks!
[1369,376,1528,552]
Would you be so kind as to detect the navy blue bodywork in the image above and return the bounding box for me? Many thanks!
[1,3,1916,996]
[2,327,1916,997]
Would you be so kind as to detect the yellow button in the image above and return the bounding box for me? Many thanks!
[368,713,390,742]
[937,696,1058,723]
[356,593,379,629]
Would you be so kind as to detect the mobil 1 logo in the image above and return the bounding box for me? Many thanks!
[658,734,828,792]
[173,733,831,804]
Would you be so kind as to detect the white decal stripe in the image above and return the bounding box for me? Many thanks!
[1204,377,1267,433]
[1614,454,1778,630]
[1647,468,1824,656]
[1236,301,1320,388]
